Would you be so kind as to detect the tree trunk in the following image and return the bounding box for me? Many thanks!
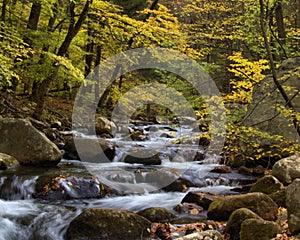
[1,0,7,22]
[275,1,286,44]
[27,1,41,30]
[85,20,94,77]
[259,0,300,137]
[33,0,91,120]
[94,45,101,102]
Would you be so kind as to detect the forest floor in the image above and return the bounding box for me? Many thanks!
[0,93,74,128]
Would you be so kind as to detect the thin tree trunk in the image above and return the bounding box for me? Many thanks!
[94,45,101,102]
[259,0,300,137]
[33,0,91,120]
[275,1,286,44]
[1,0,7,22]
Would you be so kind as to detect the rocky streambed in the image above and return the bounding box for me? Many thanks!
[0,117,300,240]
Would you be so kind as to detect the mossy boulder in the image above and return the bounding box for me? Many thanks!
[268,189,286,208]
[207,192,278,221]
[66,208,151,240]
[137,207,176,222]
[0,118,61,166]
[225,208,262,240]
[286,179,300,234]
[249,175,284,194]
[0,153,20,170]
[240,218,281,240]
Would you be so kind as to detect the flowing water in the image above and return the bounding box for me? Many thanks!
[0,123,255,240]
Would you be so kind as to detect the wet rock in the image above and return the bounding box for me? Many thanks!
[66,208,151,240]
[249,175,284,194]
[137,207,176,222]
[35,175,105,200]
[193,151,205,161]
[251,165,265,176]
[225,208,262,240]
[286,179,300,234]
[162,177,195,192]
[0,153,20,170]
[268,189,286,208]
[51,120,62,129]
[207,192,278,221]
[240,218,281,240]
[0,118,61,166]
[63,136,115,161]
[272,155,300,184]
[210,166,231,174]
[124,149,161,165]
[173,202,204,215]
[128,128,149,141]
[181,191,222,210]
[95,116,117,137]
[174,230,224,240]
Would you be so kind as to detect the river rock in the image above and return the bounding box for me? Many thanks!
[95,116,117,137]
[240,218,281,240]
[286,179,300,234]
[272,155,300,184]
[0,153,20,170]
[174,230,224,240]
[249,175,284,194]
[207,192,278,221]
[162,177,195,192]
[225,208,262,240]
[34,175,105,200]
[66,208,151,240]
[124,149,161,165]
[173,202,204,216]
[137,207,176,222]
[63,136,115,162]
[181,191,222,210]
[0,118,61,166]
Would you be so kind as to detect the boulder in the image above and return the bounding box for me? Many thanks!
[174,230,224,240]
[181,191,222,210]
[63,136,115,162]
[244,56,300,142]
[66,208,151,240]
[95,116,117,137]
[249,175,284,194]
[124,149,161,165]
[162,177,195,192]
[0,118,61,166]
[240,218,281,240]
[268,189,286,208]
[173,202,204,216]
[286,179,300,234]
[0,153,20,170]
[272,155,300,184]
[225,208,262,240]
[137,207,176,222]
[207,192,278,221]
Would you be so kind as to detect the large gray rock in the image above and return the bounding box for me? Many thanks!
[272,155,300,184]
[0,153,20,170]
[286,179,300,234]
[249,175,284,194]
[66,208,151,240]
[240,218,281,240]
[0,118,61,166]
[174,230,224,240]
[207,192,278,221]
[244,57,300,142]
[225,208,262,240]
[63,136,115,161]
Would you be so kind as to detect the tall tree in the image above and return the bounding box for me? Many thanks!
[33,0,92,120]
